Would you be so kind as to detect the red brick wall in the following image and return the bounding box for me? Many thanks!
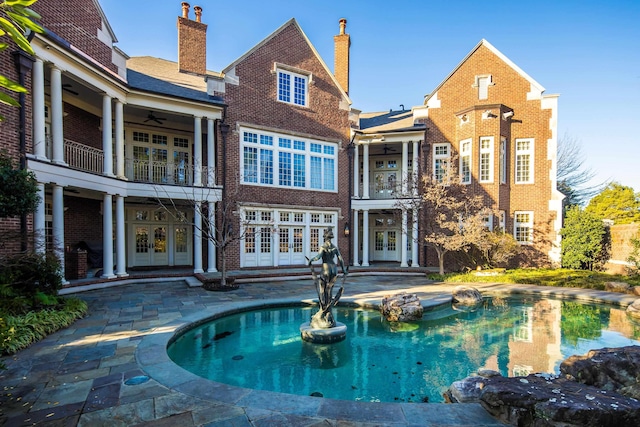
[221,21,351,269]
[177,16,207,75]
[63,102,101,148]
[32,0,118,74]
[424,43,555,266]
[63,196,102,248]
[0,34,35,257]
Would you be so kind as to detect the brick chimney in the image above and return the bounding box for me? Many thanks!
[333,18,350,94]
[177,2,207,75]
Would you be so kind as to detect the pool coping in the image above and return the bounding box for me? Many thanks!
[135,283,639,425]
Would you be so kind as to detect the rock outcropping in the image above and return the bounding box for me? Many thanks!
[445,346,640,426]
[380,292,423,322]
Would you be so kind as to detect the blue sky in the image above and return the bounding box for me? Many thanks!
[100,0,640,194]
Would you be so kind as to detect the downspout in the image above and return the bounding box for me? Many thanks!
[13,50,35,252]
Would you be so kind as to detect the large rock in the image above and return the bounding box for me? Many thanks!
[605,281,631,293]
[446,346,640,426]
[452,285,483,306]
[380,292,423,322]
[627,299,640,320]
[480,374,640,426]
[560,345,640,399]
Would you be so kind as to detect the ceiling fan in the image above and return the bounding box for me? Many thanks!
[44,80,79,95]
[144,111,167,124]
[383,145,397,155]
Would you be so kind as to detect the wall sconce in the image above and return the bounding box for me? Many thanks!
[344,223,350,236]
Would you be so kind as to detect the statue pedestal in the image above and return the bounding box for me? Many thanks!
[300,322,347,344]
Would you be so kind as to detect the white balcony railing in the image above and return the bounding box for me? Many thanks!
[60,139,215,186]
[65,139,103,174]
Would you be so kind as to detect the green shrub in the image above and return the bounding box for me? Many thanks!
[0,252,63,310]
[0,297,87,356]
[560,206,608,270]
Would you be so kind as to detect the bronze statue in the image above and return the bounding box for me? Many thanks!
[307,227,348,329]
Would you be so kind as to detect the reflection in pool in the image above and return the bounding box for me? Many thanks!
[168,296,640,403]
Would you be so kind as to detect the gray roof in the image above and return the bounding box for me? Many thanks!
[127,56,224,105]
[359,110,425,133]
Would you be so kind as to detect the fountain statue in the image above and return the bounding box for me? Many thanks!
[300,227,348,343]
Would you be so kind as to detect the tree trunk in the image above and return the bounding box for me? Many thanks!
[220,246,227,287]
[437,249,446,275]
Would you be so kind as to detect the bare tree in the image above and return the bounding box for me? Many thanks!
[397,164,488,274]
[155,182,254,288]
[557,132,606,207]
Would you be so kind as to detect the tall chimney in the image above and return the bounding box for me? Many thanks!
[334,18,350,94]
[177,3,207,75]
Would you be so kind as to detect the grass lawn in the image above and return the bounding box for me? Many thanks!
[427,268,640,290]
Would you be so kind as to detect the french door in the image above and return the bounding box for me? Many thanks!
[278,227,305,265]
[372,229,398,261]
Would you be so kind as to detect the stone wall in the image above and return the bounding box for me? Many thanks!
[606,223,639,274]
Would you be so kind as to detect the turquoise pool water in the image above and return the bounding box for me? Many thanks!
[167,296,640,403]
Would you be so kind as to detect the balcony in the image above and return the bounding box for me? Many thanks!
[60,138,215,186]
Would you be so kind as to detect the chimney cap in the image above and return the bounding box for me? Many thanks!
[194,5,202,22]
[181,2,190,19]
[339,18,347,35]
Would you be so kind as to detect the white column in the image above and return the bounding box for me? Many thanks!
[194,202,203,273]
[352,209,359,266]
[101,194,115,278]
[401,210,408,267]
[34,183,46,253]
[32,58,46,160]
[353,144,359,198]
[193,116,202,186]
[102,95,114,176]
[52,184,67,283]
[50,66,66,165]
[207,118,215,187]
[207,202,217,272]
[402,141,409,194]
[362,209,370,266]
[362,144,370,199]
[412,208,420,267]
[413,141,419,197]
[115,99,125,178]
[115,195,128,277]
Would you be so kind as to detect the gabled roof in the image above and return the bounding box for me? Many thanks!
[222,18,351,106]
[359,110,425,134]
[127,56,224,104]
[423,39,545,104]
[91,0,117,43]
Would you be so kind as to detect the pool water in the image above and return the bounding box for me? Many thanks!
[168,296,640,403]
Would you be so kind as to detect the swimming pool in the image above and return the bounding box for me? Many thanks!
[168,296,640,403]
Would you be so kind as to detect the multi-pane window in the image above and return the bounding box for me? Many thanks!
[515,138,534,184]
[500,137,507,184]
[460,139,472,184]
[433,143,450,183]
[514,211,533,244]
[277,69,308,106]
[241,128,336,192]
[479,136,494,183]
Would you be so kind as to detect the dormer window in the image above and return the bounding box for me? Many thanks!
[275,63,311,107]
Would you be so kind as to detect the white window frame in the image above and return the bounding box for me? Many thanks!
[498,210,506,232]
[240,127,337,193]
[459,138,472,184]
[499,137,507,184]
[515,138,534,184]
[433,143,451,183]
[514,211,533,244]
[276,64,310,107]
[479,136,494,183]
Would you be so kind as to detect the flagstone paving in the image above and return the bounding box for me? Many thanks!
[2,274,636,426]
